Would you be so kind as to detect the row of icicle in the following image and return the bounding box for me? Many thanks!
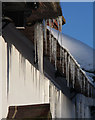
[34,16,94,98]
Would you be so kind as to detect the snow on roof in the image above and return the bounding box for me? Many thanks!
[47,26,95,83]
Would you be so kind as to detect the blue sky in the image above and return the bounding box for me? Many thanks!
[60,2,93,48]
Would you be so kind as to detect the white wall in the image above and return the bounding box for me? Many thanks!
[0,34,93,118]
[7,44,49,105]
[0,36,2,119]
[0,36,49,118]
[0,36,8,118]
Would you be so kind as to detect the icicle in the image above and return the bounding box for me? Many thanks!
[83,77,85,93]
[80,94,82,118]
[59,16,63,65]
[7,43,10,99]
[21,55,26,84]
[49,19,52,62]
[19,52,21,77]
[80,72,82,93]
[77,68,80,81]
[60,47,62,64]
[81,75,83,93]
[52,19,55,58]
[75,95,78,118]
[78,70,82,93]
[65,52,68,84]
[36,22,43,74]
[88,82,89,97]
[70,59,75,88]
[70,58,73,79]
[77,69,81,88]
[43,19,47,54]
[89,85,91,97]
[34,23,37,63]
[54,38,57,70]
[51,37,54,55]
[72,62,75,88]
[62,49,65,73]
[91,86,93,98]
[57,17,60,42]
[77,68,82,92]
[51,36,55,61]
[70,60,72,75]
[67,55,70,87]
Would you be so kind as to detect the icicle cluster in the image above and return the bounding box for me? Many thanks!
[34,16,94,98]
[48,18,58,70]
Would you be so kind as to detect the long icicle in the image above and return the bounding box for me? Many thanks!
[83,76,85,93]
[77,68,80,85]
[51,37,54,56]
[52,19,55,58]
[80,94,82,118]
[54,38,57,70]
[34,23,37,63]
[62,49,65,73]
[79,70,82,93]
[52,19,57,70]
[91,86,93,98]
[67,55,70,87]
[59,16,63,65]
[43,19,47,54]
[36,22,43,74]
[65,51,68,85]
[49,19,52,62]
[60,47,62,64]
[78,69,82,93]
[39,23,44,74]
[72,62,75,88]
[88,82,89,97]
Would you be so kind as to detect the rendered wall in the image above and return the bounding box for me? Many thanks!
[0,31,92,119]
[0,36,49,118]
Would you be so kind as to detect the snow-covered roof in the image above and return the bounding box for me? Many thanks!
[47,26,95,83]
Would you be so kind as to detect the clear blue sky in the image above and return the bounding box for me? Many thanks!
[60,2,93,48]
